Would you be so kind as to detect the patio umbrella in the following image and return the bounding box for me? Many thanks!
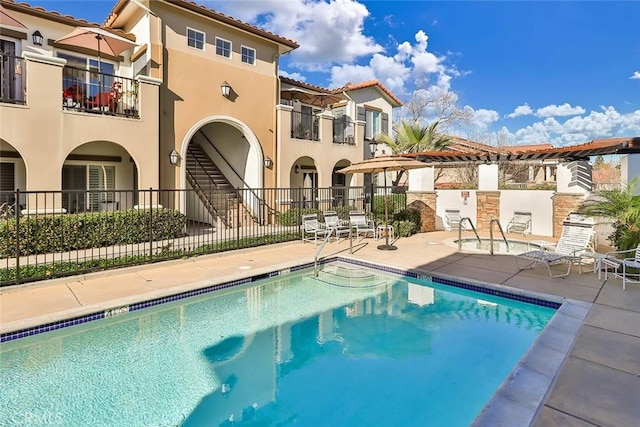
[55,26,136,72]
[280,87,316,103]
[0,4,27,29]
[338,156,428,250]
[307,92,342,108]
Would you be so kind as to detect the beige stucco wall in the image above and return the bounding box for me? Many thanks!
[0,54,160,193]
[153,2,280,191]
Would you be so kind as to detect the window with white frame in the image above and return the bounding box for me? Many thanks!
[241,46,255,65]
[187,28,205,50]
[215,37,232,58]
[62,164,115,212]
[365,109,381,140]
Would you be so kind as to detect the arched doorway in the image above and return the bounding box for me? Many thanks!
[180,116,265,226]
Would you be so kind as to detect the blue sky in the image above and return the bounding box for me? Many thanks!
[27,1,640,146]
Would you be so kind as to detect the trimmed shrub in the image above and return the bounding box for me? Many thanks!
[0,209,187,257]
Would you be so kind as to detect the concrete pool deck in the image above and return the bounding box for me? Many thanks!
[1,231,639,426]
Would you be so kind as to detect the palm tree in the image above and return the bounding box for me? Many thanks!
[578,178,640,251]
[376,120,451,186]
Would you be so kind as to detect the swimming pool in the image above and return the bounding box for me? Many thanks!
[455,238,546,254]
[0,262,556,426]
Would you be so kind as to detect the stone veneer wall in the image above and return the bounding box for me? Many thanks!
[476,191,501,232]
[406,192,437,232]
[552,193,585,237]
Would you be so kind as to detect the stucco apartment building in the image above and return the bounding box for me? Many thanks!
[0,0,401,221]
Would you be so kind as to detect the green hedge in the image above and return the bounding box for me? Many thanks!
[0,232,299,286]
[0,209,187,257]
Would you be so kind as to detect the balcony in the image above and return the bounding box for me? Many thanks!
[291,110,319,140]
[0,54,26,105]
[62,66,139,118]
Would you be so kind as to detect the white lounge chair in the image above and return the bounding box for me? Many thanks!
[323,210,350,240]
[602,244,640,289]
[349,211,375,240]
[301,213,330,244]
[514,221,594,277]
[507,211,532,235]
[444,209,462,231]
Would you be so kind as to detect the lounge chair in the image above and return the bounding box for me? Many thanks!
[602,244,640,289]
[349,211,375,240]
[506,211,532,236]
[301,213,330,244]
[323,210,350,240]
[444,209,462,231]
[514,221,594,277]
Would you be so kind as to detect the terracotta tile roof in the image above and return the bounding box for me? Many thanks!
[331,80,403,107]
[408,137,640,163]
[105,0,298,50]
[1,0,135,41]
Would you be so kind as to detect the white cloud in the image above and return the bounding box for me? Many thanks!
[462,106,499,129]
[204,0,382,70]
[535,103,585,117]
[631,71,640,80]
[486,107,640,146]
[278,70,306,81]
[507,104,533,118]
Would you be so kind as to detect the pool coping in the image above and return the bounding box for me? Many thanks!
[0,255,588,427]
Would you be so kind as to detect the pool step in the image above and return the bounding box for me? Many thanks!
[313,263,389,289]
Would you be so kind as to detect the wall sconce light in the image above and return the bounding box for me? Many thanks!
[221,81,231,98]
[294,164,300,174]
[169,149,180,165]
[368,138,378,157]
[264,156,273,169]
[32,30,44,46]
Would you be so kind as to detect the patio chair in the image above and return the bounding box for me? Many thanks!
[444,209,463,231]
[602,244,640,289]
[323,210,350,240]
[514,221,594,278]
[301,213,330,245]
[506,211,532,235]
[349,211,375,240]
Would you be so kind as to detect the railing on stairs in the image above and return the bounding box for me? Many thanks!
[457,217,482,251]
[489,218,510,255]
[198,131,276,225]
[185,150,232,227]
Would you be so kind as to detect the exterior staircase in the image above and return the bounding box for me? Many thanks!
[185,144,256,228]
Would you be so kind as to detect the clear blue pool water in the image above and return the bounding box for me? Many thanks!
[0,263,555,426]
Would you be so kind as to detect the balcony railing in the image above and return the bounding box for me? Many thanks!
[0,54,26,105]
[62,66,139,118]
[291,110,319,141]
[333,115,355,145]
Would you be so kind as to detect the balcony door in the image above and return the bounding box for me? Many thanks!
[0,39,21,102]
[59,53,115,101]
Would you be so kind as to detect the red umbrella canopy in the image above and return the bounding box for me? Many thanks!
[55,27,136,59]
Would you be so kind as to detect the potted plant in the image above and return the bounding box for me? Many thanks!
[123,81,139,117]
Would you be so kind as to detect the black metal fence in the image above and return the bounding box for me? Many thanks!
[0,186,406,286]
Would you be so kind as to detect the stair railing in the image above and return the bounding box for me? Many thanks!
[198,131,276,224]
[458,217,482,251]
[489,218,510,255]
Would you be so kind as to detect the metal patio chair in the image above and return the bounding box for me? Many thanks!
[349,211,375,240]
[514,221,594,278]
[602,244,640,289]
[301,213,331,245]
[323,210,350,240]
[506,211,532,235]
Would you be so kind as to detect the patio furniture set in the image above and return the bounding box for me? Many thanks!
[301,211,393,245]
[514,216,639,288]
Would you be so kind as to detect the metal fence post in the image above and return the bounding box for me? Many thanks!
[149,187,153,261]
[14,188,20,286]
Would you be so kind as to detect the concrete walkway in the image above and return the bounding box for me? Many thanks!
[1,231,639,426]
